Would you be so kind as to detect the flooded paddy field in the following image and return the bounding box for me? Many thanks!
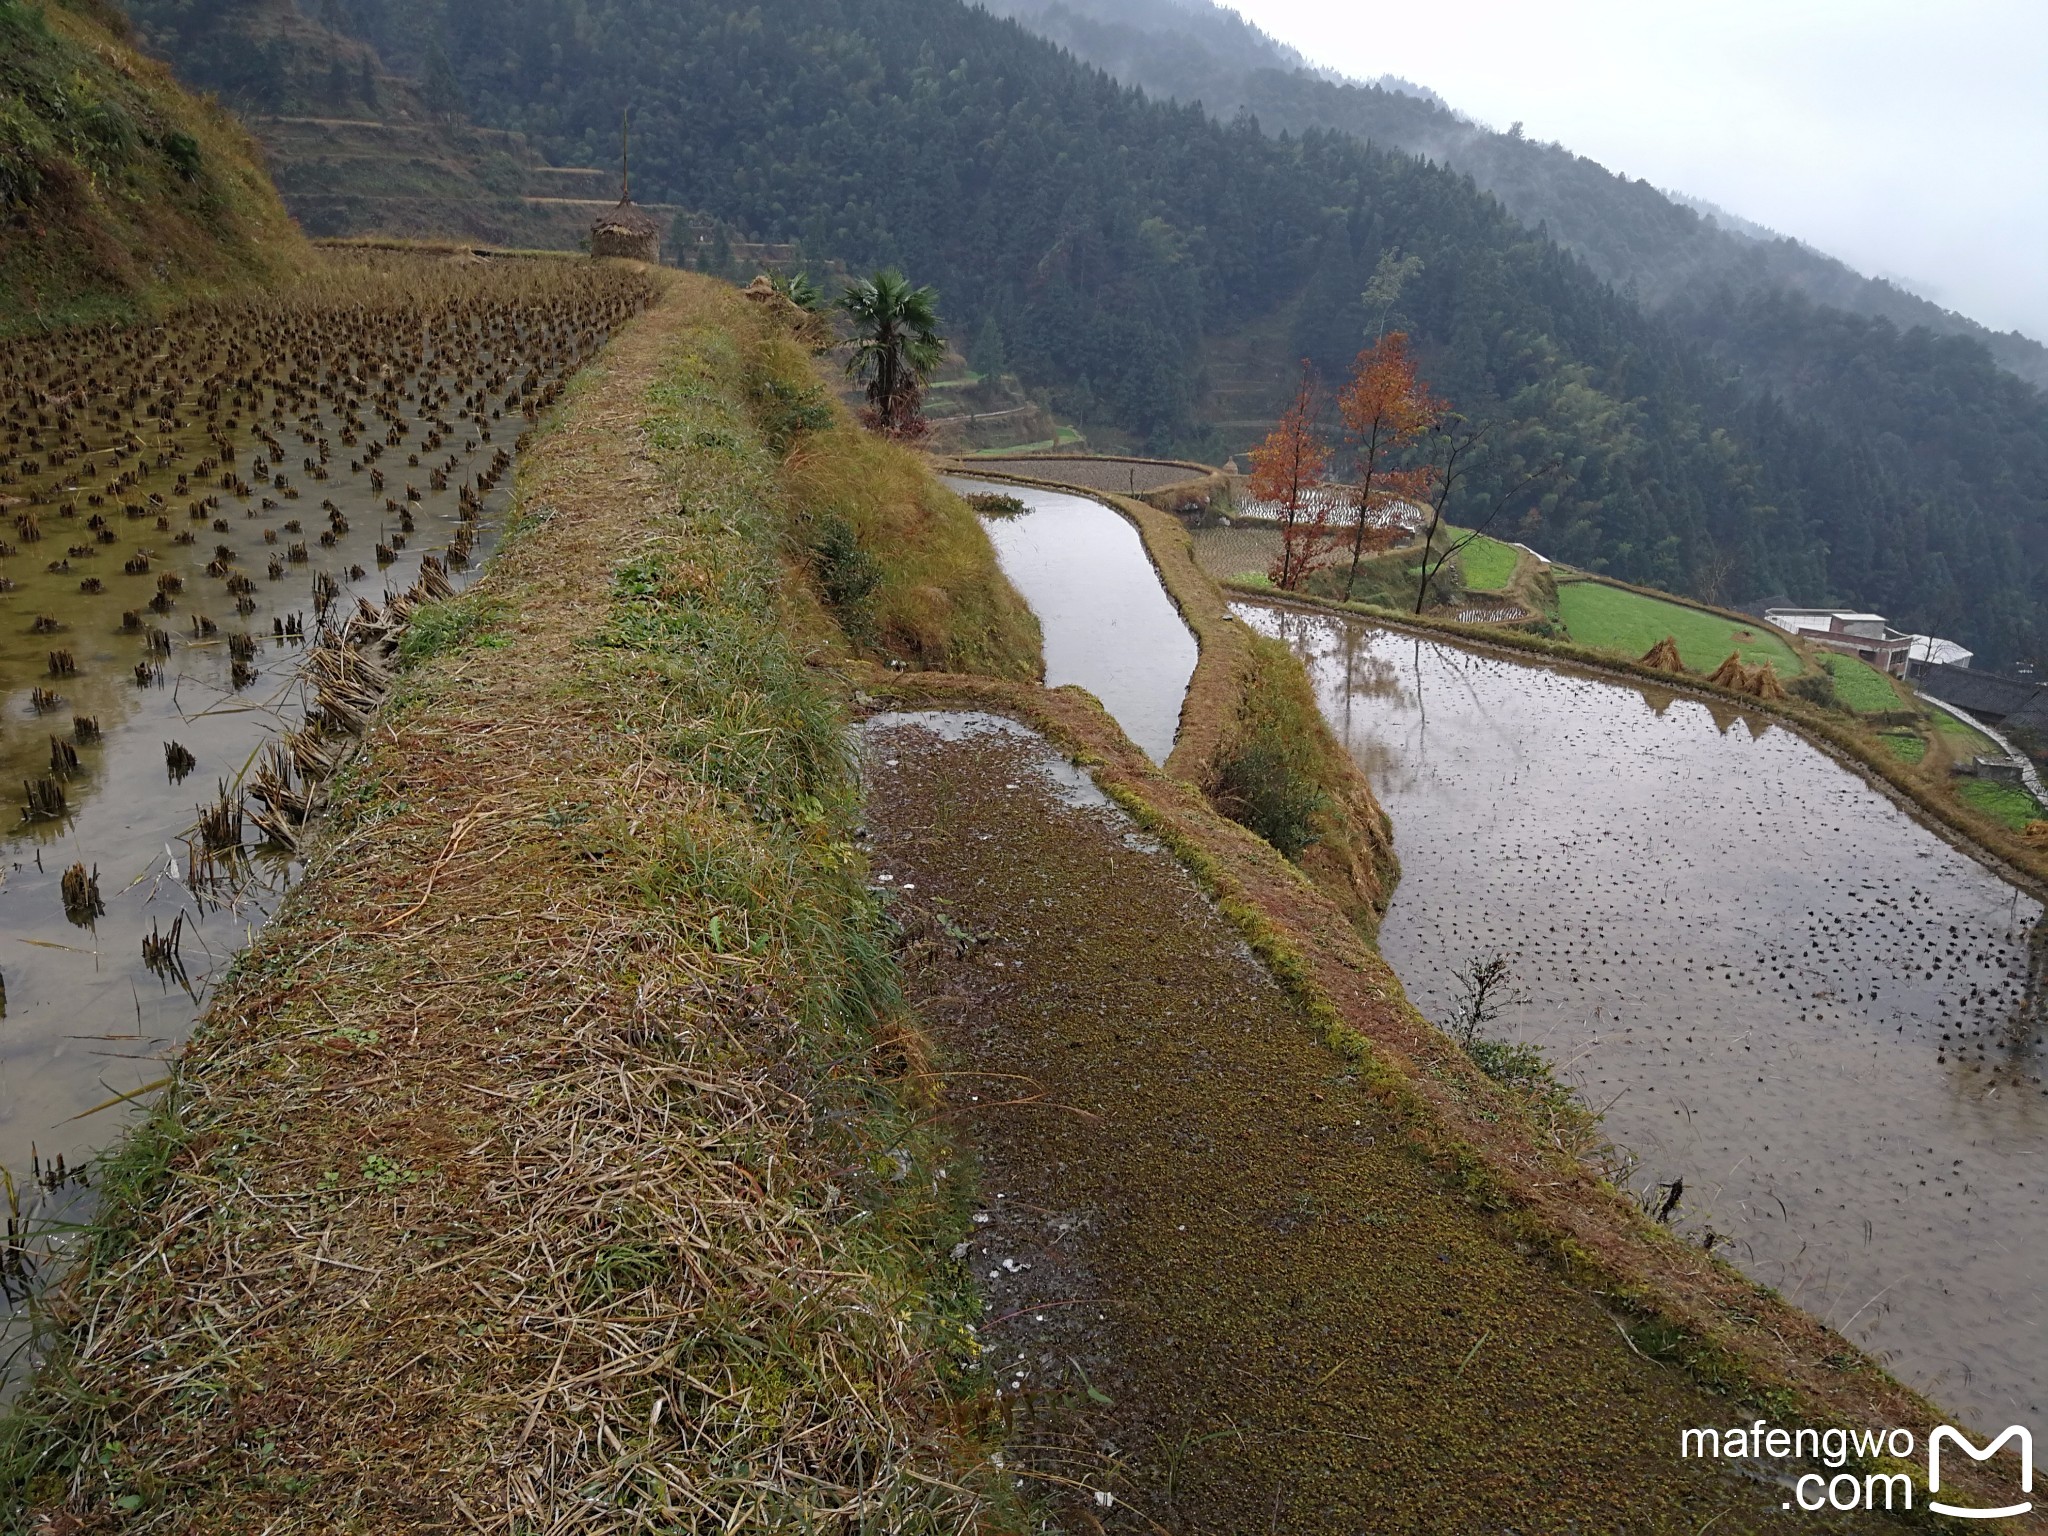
[950,477,1196,761]
[1243,603,2047,1431]
[0,256,649,1338]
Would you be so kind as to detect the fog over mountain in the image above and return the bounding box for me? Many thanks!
[985,0,2048,388]
[1238,0,2048,342]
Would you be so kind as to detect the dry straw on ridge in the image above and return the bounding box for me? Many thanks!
[1637,635,1686,675]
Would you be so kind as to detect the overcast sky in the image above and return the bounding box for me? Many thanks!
[1228,0,2048,343]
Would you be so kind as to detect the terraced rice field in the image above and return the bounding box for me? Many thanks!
[1823,653,1908,713]
[952,476,1196,761]
[0,254,649,1335]
[1245,603,2048,1433]
[1455,533,1519,591]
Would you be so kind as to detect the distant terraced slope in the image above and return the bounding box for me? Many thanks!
[115,0,714,255]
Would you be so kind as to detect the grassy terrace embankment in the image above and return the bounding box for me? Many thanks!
[1,0,307,333]
[0,273,1034,1527]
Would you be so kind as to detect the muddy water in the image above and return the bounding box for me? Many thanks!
[947,477,1196,762]
[0,276,636,1346]
[1243,603,2047,1431]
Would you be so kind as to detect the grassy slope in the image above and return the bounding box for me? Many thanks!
[1958,776,2048,832]
[1932,708,2000,756]
[1822,652,1909,712]
[0,274,1032,1526]
[0,0,306,332]
[1556,576,1802,675]
[1455,532,1519,592]
[781,385,1042,678]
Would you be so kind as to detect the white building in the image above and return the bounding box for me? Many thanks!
[1905,634,1974,669]
[1762,608,1915,676]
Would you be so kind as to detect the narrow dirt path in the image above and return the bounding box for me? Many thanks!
[861,708,1887,1535]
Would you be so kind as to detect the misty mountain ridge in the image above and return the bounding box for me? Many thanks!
[1660,189,1782,246]
[983,0,2048,388]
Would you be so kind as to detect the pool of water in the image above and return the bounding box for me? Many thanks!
[948,477,1196,763]
[1242,603,2047,1432]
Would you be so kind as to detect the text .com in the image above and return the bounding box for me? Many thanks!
[1680,1422,2033,1518]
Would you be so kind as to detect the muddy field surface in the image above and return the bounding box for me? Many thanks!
[0,258,647,1335]
[1188,523,1282,584]
[860,708,1879,1534]
[1243,604,2048,1432]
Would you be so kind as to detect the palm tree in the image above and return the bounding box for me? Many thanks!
[769,270,822,311]
[839,270,944,438]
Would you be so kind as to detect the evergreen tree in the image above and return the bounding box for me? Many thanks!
[968,315,1006,379]
[420,41,463,119]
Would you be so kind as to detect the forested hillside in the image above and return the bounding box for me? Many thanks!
[0,0,302,331]
[123,0,2048,670]
[989,0,2048,390]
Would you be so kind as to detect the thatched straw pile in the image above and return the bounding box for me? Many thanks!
[1707,652,1789,700]
[1706,653,1750,690]
[1638,635,1686,674]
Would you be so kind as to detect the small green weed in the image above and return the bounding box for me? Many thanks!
[359,1154,417,1193]
[399,591,510,667]
[812,514,882,639]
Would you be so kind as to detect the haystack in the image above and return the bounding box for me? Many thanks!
[1704,651,1789,700]
[1707,653,1750,691]
[590,200,659,262]
[740,275,835,350]
[1639,636,1686,674]
[2024,820,2048,845]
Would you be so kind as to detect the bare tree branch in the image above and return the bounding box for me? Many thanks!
[1412,420,1567,615]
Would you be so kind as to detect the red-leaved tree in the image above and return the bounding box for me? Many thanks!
[1335,332,1442,598]
[1249,362,1336,590]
